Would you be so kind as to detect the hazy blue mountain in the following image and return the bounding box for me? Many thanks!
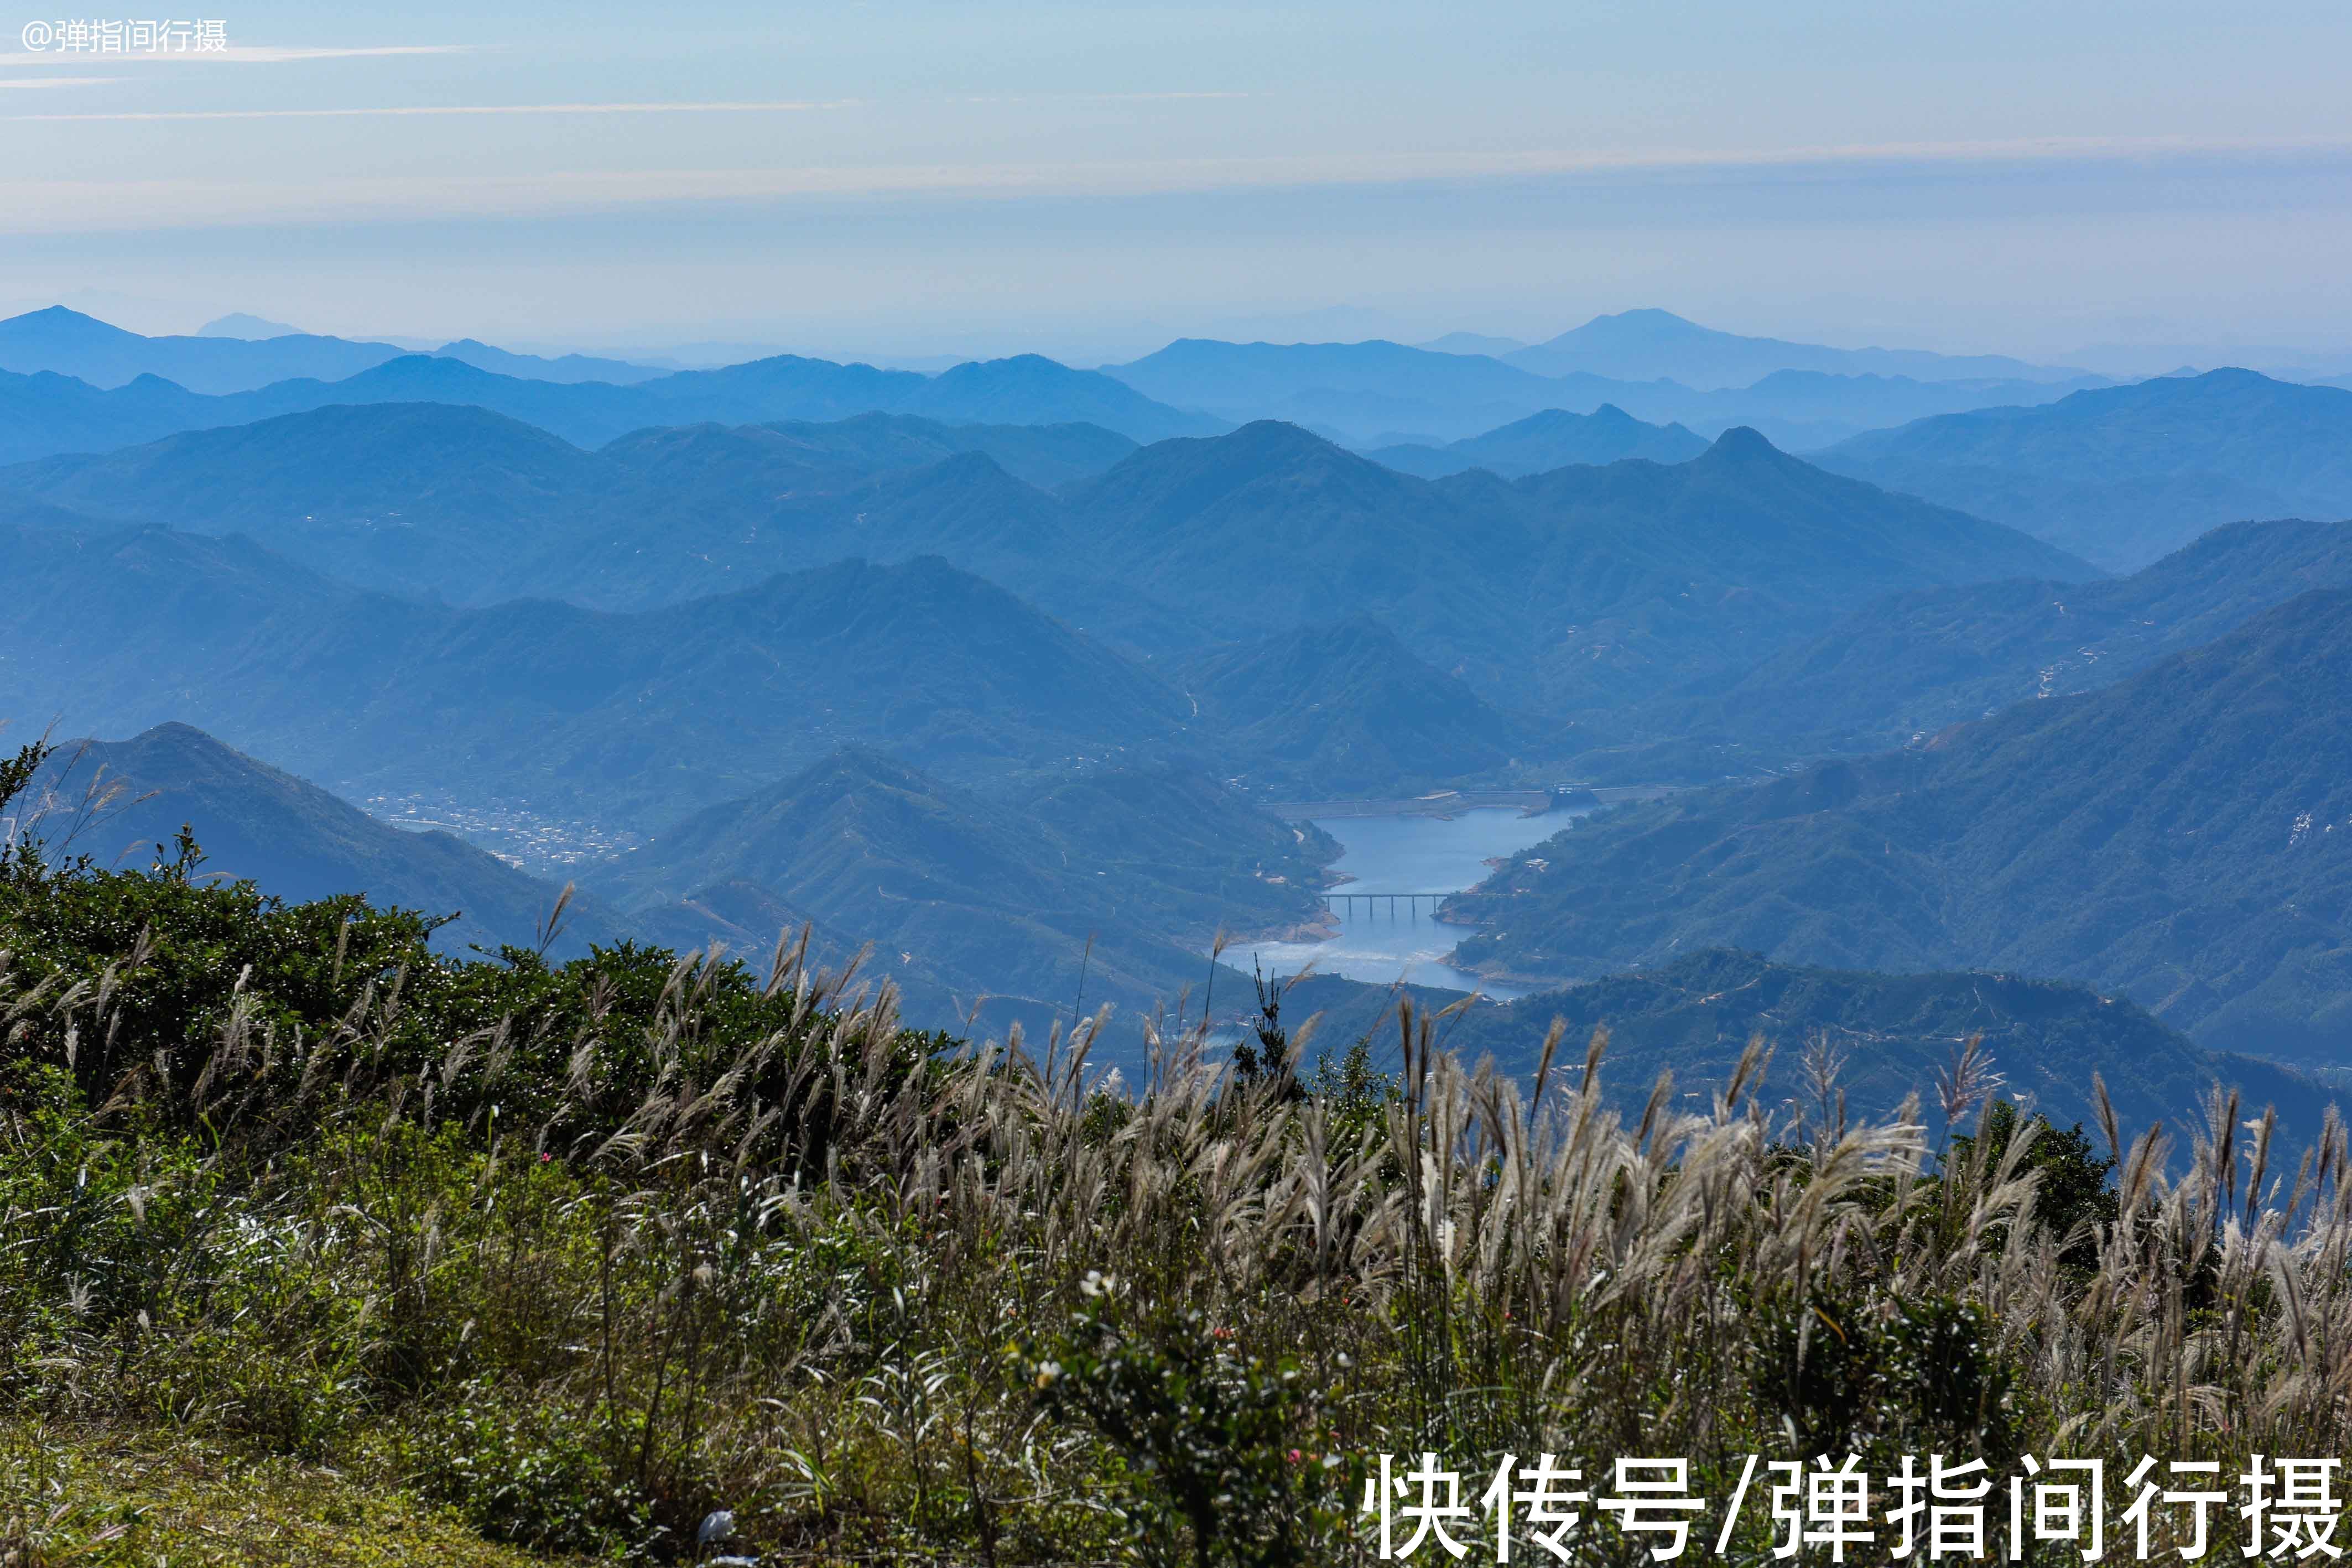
[1656,369,2110,450]
[614,410,1138,490]
[1173,617,1529,795]
[1449,590,2352,1058]
[0,306,407,393]
[1109,337,1570,419]
[21,723,613,956]
[594,749,1334,1025]
[0,367,232,466]
[0,326,1218,465]
[1366,404,1707,478]
[0,405,1138,605]
[1101,334,2098,446]
[0,487,103,531]
[0,402,612,597]
[1505,308,2086,389]
[1281,950,2332,1147]
[4,409,2093,731]
[1104,337,1689,440]
[1045,422,2091,710]
[196,314,302,339]
[1815,369,2352,570]
[1670,518,2352,756]
[1416,331,1529,356]
[0,528,1200,828]
[430,337,667,384]
[891,354,1219,441]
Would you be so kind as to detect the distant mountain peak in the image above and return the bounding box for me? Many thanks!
[198,313,303,340]
[1699,425,1782,462]
[1,305,139,343]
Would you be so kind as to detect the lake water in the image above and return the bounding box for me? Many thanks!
[1232,808,1579,999]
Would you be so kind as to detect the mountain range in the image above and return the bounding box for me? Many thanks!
[1661,517,2352,760]
[0,328,1220,467]
[1103,331,2104,445]
[1172,617,1531,795]
[2,413,2088,721]
[1500,309,2089,388]
[1449,588,2352,1058]
[1025,422,2091,712]
[1817,369,2352,570]
[0,306,409,393]
[602,748,1336,1032]
[1365,404,1708,478]
[0,404,1139,605]
[0,529,1200,826]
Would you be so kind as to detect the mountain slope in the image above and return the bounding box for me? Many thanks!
[1366,405,1707,478]
[896,356,1216,442]
[429,338,664,385]
[1816,369,2352,570]
[595,750,1334,1025]
[1449,590,2352,1057]
[1174,617,1529,794]
[0,530,1200,827]
[0,403,610,597]
[0,407,1137,606]
[1469,428,2094,709]
[20,723,611,956]
[1048,422,2092,711]
[0,367,230,465]
[1675,518,2352,754]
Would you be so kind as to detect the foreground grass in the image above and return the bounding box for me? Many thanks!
[0,1425,563,1566]
[0,738,2342,1564]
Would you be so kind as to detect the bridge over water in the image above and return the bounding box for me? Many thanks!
[1318,891,1451,917]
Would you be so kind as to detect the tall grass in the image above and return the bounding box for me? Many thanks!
[0,780,2343,1562]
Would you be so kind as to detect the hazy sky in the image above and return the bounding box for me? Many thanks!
[3,1,2349,364]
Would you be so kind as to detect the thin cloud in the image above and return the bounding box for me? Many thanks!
[0,44,473,66]
[3,132,2349,234]
[0,75,118,88]
[954,91,1252,105]
[8,98,860,121]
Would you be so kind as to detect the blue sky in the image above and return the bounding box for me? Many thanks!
[2,1,2349,364]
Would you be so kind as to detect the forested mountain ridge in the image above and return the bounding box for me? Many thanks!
[1450,588,2352,1057]
[0,339,1219,467]
[0,529,1201,826]
[0,404,1137,606]
[592,748,1336,1030]
[1659,517,2352,757]
[1172,617,1531,795]
[17,723,616,956]
[1365,404,1708,478]
[1815,369,2352,570]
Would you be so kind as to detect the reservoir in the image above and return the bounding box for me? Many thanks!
[1235,806,1580,999]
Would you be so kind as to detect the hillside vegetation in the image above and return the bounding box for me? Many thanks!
[1661,516,2352,758]
[597,749,1336,1031]
[3,738,2347,1565]
[20,723,616,958]
[1454,588,2352,1056]
[0,534,1198,824]
[1818,369,2352,570]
